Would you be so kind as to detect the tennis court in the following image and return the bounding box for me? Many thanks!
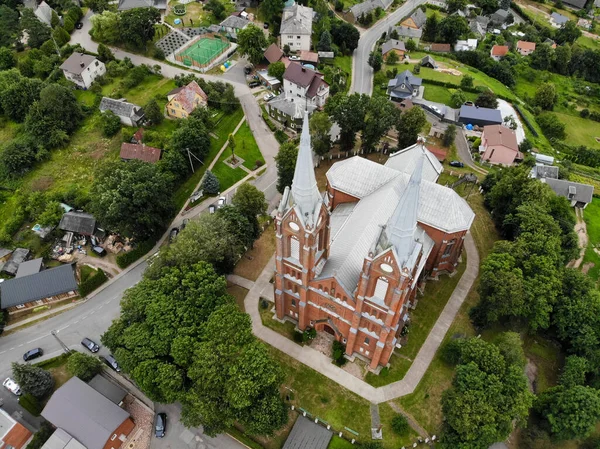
[178,37,229,66]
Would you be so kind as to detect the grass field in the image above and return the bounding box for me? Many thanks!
[227,283,249,311]
[576,35,600,50]
[233,122,265,170]
[211,145,248,191]
[179,37,230,66]
[422,83,478,105]
[553,112,600,149]
[378,403,420,447]
[233,226,276,281]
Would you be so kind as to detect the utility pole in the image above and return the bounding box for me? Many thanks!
[51,330,71,354]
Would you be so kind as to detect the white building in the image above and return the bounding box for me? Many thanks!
[283,62,329,108]
[60,52,106,89]
[280,1,313,51]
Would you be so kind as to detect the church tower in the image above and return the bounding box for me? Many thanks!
[274,112,330,328]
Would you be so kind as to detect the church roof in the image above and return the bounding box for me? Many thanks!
[384,142,443,182]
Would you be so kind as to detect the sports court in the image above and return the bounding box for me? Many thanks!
[177,36,229,67]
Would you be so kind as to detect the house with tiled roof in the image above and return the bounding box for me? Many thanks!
[516,40,536,55]
[348,0,393,23]
[387,70,422,101]
[166,81,207,119]
[400,8,427,29]
[0,407,32,449]
[264,43,284,64]
[490,44,509,60]
[273,116,474,370]
[430,43,451,53]
[280,1,313,51]
[480,125,520,165]
[120,143,162,163]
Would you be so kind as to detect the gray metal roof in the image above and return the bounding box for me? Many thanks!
[15,258,43,278]
[88,375,127,405]
[551,12,568,24]
[117,0,166,10]
[60,52,99,75]
[40,429,87,449]
[350,0,393,18]
[459,105,502,123]
[41,377,130,449]
[491,8,509,21]
[410,8,427,28]
[99,97,142,119]
[394,26,423,38]
[0,263,78,309]
[563,0,586,8]
[530,164,559,180]
[269,94,316,118]
[34,1,54,26]
[282,416,332,449]
[59,211,96,235]
[0,248,12,259]
[543,178,594,205]
[381,39,406,55]
[220,15,249,29]
[420,55,437,67]
[281,3,313,35]
[2,248,30,276]
[385,142,443,182]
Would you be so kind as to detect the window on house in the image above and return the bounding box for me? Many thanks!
[290,236,300,260]
[171,109,176,114]
[364,337,370,345]
[443,239,456,257]
[291,299,296,307]
[373,277,389,301]
[297,35,301,39]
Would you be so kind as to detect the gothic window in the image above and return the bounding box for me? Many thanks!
[364,337,370,345]
[443,239,456,257]
[373,277,389,301]
[290,236,300,260]
[291,299,296,307]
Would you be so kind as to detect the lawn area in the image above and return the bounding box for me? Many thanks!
[211,147,248,191]
[163,0,234,28]
[35,353,74,390]
[328,436,354,449]
[378,403,420,448]
[227,282,248,312]
[576,35,600,50]
[330,56,353,92]
[79,265,97,283]
[233,121,265,170]
[422,83,478,105]
[553,112,600,149]
[259,302,298,341]
[233,226,276,281]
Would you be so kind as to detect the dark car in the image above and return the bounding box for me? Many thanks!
[102,355,121,372]
[75,22,83,29]
[169,227,179,243]
[449,160,464,168]
[244,65,253,75]
[263,22,269,29]
[155,413,167,438]
[81,338,100,353]
[248,80,260,88]
[23,348,43,362]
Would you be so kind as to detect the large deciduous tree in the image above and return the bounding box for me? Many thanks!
[0,5,19,48]
[267,61,286,82]
[170,117,211,162]
[0,69,43,122]
[232,182,267,239]
[66,352,104,381]
[395,106,427,148]
[475,90,498,109]
[534,82,557,111]
[438,15,469,44]
[20,8,51,48]
[260,0,284,24]
[119,7,161,49]
[90,11,121,44]
[330,21,360,53]
[361,97,396,151]
[237,25,268,65]
[275,142,298,194]
[325,93,369,150]
[309,111,332,156]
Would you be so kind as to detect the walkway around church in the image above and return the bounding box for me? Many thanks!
[235,232,480,404]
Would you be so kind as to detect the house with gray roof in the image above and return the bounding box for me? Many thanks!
[400,7,427,29]
[280,2,313,51]
[393,25,423,44]
[34,1,55,26]
[41,377,134,449]
[15,258,43,278]
[1,248,30,276]
[387,70,422,101]
[59,211,97,236]
[490,8,510,25]
[282,416,332,449]
[99,97,144,127]
[0,263,78,313]
[60,52,106,89]
[381,39,406,59]
[349,0,393,22]
[458,105,502,127]
[117,0,166,11]
[563,0,587,9]
[88,374,127,405]
[39,428,86,449]
[219,15,249,39]
[420,55,437,68]
[469,19,487,38]
[530,163,559,180]
[551,12,568,27]
[266,94,317,129]
[542,178,594,208]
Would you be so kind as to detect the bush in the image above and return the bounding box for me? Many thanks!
[293,331,304,343]
[66,352,103,381]
[580,108,590,118]
[391,415,410,435]
[18,393,42,416]
[201,170,220,195]
[274,129,287,144]
[79,268,108,297]
[302,327,317,342]
[26,422,54,449]
[101,110,121,137]
[261,108,277,132]
[116,240,155,268]
[332,340,347,366]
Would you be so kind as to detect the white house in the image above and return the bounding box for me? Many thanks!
[454,38,478,51]
[60,52,106,89]
[280,1,313,51]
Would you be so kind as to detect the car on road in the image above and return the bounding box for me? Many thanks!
[155,413,167,438]
[263,92,275,102]
[464,101,474,107]
[81,338,100,353]
[75,22,83,29]
[244,65,253,75]
[23,348,43,361]
[101,355,121,372]
[430,105,441,114]
[208,205,216,214]
[169,227,179,243]
[3,378,21,396]
[449,160,464,168]
[217,197,226,208]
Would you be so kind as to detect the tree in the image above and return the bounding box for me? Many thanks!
[97,43,115,62]
[101,110,121,137]
[460,74,474,89]
[260,0,284,23]
[267,61,286,82]
[20,8,51,48]
[396,107,427,148]
[560,356,589,389]
[555,20,582,45]
[26,422,54,449]
[362,96,396,151]
[90,10,121,44]
[318,30,332,51]
[66,352,103,381]
[38,201,64,227]
[170,118,211,162]
[309,111,332,156]
[439,15,469,44]
[475,90,498,109]
[232,183,266,239]
[537,112,566,140]
[553,44,571,75]
[237,25,268,65]
[0,70,43,122]
[405,38,417,52]
[0,47,16,71]
[450,89,466,108]
[330,21,360,53]
[447,0,467,12]
[120,7,161,49]
[442,124,457,147]
[325,93,369,150]
[0,138,39,176]
[534,82,557,111]
[202,170,220,195]
[0,5,20,48]
[11,363,54,398]
[368,50,383,72]
[144,99,163,125]
[205,0,226,20]
[499,0,510,9]
[90,160,175,239]
[391,415,409,435]
[386,49,399,64]
[530,43,555,71]
[275,142,298,193]
[503,114,517,130]
[422,13,440,42]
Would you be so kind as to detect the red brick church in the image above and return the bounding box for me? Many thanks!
[274,113,475,370]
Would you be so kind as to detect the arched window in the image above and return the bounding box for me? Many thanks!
[290,236,300,260]
[443,239,456,257]
[373,277,389,302]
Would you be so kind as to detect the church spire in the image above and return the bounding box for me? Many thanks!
[291,111,321,227]
[386,141,426,266]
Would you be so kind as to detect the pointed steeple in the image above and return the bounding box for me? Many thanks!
[385,141,426,266]
[291,111,321,227]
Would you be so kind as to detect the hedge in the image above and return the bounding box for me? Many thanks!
[26,422,54,449]
[19,393,42,416]
[79,268,108,297]
[116,240,155,269]
[261,106,277,132]
[513,104,539,137]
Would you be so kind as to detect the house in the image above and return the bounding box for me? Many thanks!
[39,429,87,449]
[535,153,555,165]
[542,178,594,208]
[59,211,98,236]
[381,39,406,59]
[563,0,587,9]
[298,50,319,64]
[257,70,282,90]
[490,8,509,25]
[166,81,208,119]
[60,52,106,90]
[385,142,444,182]
[348,0,393,23]
[120,143,162,163]
[393,26,423,44]
[273,116,474,370]
[266,96,316,129]
[387,70,422,101]
[454,39,478,51]
[99,98,144,127]
[280,1,313,51]
[282,416,332,449]
[420,55,437,68]
[458,105,503,127]
[400,8,427,29]
[490,45,509,60]
[1,248,30,276]
[516,40,536,55]
[282,62,329,108]
[88,374,127,405]
[219,15,250,39]
[34,1,55,26]
[15,258,43,278]
[469,20,486,38]
[530,163,559,180]
[41,377,135,449]
[264,43,284,64]
[0,263,78,314]
[0,407,32,449]
[117,0,166,11]
[132,127,144,144]
[551,12,568,28]
[480,125,520,165]
[430,43,451,53]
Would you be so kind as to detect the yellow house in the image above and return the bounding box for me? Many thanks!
[166,81,208,119]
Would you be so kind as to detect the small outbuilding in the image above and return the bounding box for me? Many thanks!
[282,416,332,449]
[59,211,97,236]
[120,143,162,163]
[99,97,144,127]
[1,248,30,276]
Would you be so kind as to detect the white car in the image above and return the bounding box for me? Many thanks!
[289,55,299,60]
[430,106,441,114]
[217,197,226,208]
[3,378,21,396]
[263,93,275,102]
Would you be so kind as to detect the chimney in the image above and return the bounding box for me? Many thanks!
[80,62,85,68]
[301,67,306,72]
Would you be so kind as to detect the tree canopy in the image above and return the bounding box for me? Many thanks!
[237,25,268,65]
[275,142,298,194]
[120,7,161,49]
[12,363,54,398]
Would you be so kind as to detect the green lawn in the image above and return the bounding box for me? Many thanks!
[163,0,234,28]
[378,403,420,447]
[233,122,264,170]
[576,35,600,50]
[259,302,298,342]
[328,436,354,449]
[422,83,477,105]
[80,265,97,283]
[553,112,600,149]
[211,146,248,192]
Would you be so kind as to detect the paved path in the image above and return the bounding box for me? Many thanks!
[238,233,479,404]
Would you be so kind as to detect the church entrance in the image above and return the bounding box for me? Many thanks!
[323,324,335,336]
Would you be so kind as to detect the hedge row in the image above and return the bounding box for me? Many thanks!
[19,393,42,416]
[513,104,539,137]
[261,106,277,132]
[26,422,54,449]
[116,240,155,269]
[79,268,108,297]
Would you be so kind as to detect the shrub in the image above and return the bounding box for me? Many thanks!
[79,268,108,297]
[332,340,347,366]
[274,129,287,144]
[580,108,590,118]
[116,240,155,268]
[293,331,304,343]
[391,415,410,435]
[101,110,121,137]
[18,393,42,416]
[66,352,103,381]
[201,170,220,195]
[26,422,54,449]
[302,327,317,342]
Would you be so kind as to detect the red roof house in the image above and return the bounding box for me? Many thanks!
[490,45,509,60]
[516,40,536,56]
[120,143,162,163]
[480,125,519,165]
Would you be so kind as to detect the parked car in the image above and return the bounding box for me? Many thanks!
[75,22,83,29]
[169,227,179,243]
[263,92,275,102]
[92,246,105,257]
[101,355,121,372]
[248,81,260,88]
[289,55,299,60]
[3,378,21,396]
[244,65,253,75]
[430,105,441,114]
[263,22,269,29]
[23,348,43,362]
[155,413,167,438]
[217,197,226,208]
[180,219,189,231]
[449,160,464,168]
[81,338,100,353]
[464,101,474,107]
[208,205,216,214]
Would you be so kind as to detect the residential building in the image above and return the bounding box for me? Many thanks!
[516,40,536,55]
[490,8,509,25]
[551,12,568,27]
[120,143,162,163]
[480,125,520,165]
[264,43,284,64]
[458,105,503,127]
[1,248,30,276]
[469,20,487,38]
[0,263,78,314]
[298,50,319,64]
[88,375,127,406]
[282,416,332,449]
[490,44,509,60]
[400,8,427,29]
[60,52,106,89]
[41,377,135,449]
[59,211,98,236]
[387,70,422,101]
[420,55,437,68]
[15,258,43,278]
[454,39,478,51]
[430,43,451,52]
[99,98,144,127]
[280,2,313,51]
[563,0,587,8]
[166,81,208,119]
[273,117,474,370]
[34,1,55,26]
[219,15,250,39]
[39,429,86,449]
[257,70,282,91]
[348,0,393,22]
[392,26,422,44]
[266,97,316,129]
[542,178,594,208]
[0,407,32,449]
[117,0,166,11]
[530,163,559,180]
[282,62,329,108]
[381,39,406,60]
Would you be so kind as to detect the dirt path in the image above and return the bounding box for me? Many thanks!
[567,207,588,269]
[387,401,430,439]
